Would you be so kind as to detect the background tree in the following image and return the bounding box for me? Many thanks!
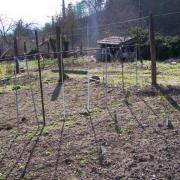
[66,3,78,50]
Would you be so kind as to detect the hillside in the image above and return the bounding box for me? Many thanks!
[101,0,180,35]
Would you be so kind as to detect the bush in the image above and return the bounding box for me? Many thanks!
[156,35,180,60]
[140,35,180,61]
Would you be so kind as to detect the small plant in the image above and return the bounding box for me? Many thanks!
[12,85,21,91]
[158,95,165,101]
[124,89,131,105]
[0,67,2,76]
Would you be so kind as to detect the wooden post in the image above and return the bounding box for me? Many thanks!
[149,14,157,86]
[14,33,20,74]
[47,42,50,53]
[35,30,46,126]
[80,41,83,56]
[24,41,27,54]
[56,25,63,83]
[121,58,125,92]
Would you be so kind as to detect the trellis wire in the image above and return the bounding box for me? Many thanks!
[105,46,108,109]
[121,58,125,92]
[87,24,90,111]
[0,44,147,62]
[60,34,66,119]
[102,48,105,84]
[24,56,39,126]
[87,66,90,111]
[135,45,138,86]
[13,57,20,132]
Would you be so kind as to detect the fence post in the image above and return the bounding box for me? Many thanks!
[24,41,27,54]
[56,25,63,83]
[14,33,20,74]
[35,30,46,126]
[149,14,157,86]
[47,42,50,53]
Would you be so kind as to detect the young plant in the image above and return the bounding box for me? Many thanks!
[124,89,131,105]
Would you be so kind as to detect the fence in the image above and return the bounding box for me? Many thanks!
[0,12,180,179]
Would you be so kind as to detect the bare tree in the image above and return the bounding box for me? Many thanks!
[83,0,105,13]
[66,3,78,49]
[0,15,14,46]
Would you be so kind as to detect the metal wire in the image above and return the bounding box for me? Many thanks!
[24,56,39,126]
[60,34,66,119]
[13,57,20,133]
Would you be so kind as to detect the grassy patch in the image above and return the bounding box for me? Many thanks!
[1,59,179,93]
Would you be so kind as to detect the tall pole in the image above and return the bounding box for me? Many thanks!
[56,25,64,83]
[23,41,27,54]
[35,30,46,126]
[139,0,142,25]
[14,33,19,74]
[62,0,66,18]
[138,0,143,64]
[149,14,157,86]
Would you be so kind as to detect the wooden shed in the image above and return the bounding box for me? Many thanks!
[96,36,136,62]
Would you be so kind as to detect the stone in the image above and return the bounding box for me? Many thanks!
[90,76,100,82]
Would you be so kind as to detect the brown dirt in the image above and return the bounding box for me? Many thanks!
[0,73,180,179]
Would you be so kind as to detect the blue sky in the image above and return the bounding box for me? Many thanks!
[0,0,78,25]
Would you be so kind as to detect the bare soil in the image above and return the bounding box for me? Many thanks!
[0,71,180,179]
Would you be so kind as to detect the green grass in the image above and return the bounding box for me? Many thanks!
[0,59,179,93]
[90,60,180,87]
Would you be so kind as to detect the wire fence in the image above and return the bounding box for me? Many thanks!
[0,13,179,177]
[0,13,180,177]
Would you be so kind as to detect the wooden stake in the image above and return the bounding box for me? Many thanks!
[13,33,19,74]
[35,30,46,126]
[24,41,27,54]
[121,59,125,92]
[56,25,63,82]
[149,14,157,86]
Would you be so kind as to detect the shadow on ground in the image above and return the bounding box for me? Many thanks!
[51,83,62,101]
[156,85,180,111]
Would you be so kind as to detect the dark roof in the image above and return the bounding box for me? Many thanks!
[97,36,133,45]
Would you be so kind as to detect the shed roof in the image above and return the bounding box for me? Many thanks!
[97,36,133,45]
